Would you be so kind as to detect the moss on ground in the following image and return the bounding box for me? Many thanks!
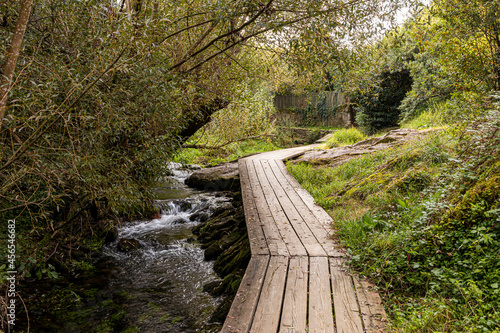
[288,116,500,331]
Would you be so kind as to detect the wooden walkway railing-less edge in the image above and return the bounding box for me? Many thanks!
[221,145,387,333]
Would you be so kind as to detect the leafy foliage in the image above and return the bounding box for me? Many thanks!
[0,0,410,225]
[354,66,413,133]
[289,95,500,331]
[189,82,276,149]
[432,0,500,90]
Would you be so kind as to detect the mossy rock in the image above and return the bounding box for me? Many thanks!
[308,158,335,166]
[192,208,235,237]
[192,193,249,324]
[381,149,423,171]
[443,174,500,227]
[203,280,223,296]
[209,295,235,323]
[344,172,394,199]
[185,162,240,191]
[204,231,241,260]
[213,236,251,276]
[375,136,398,144]
[203,273,242,297]
[117,238,142,252]
[388,169,432,192]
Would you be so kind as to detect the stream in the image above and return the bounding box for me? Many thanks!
[19,163,226,332]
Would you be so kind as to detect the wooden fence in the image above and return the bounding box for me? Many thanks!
[273,91,353,127]
[273,91,347,111]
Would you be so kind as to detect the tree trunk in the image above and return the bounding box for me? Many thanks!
[0,0,34,129]
[177,98,229,144]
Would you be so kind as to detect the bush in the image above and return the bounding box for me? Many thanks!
[354,67,413,134]
[402,91,486,129]
[324,127,367,148]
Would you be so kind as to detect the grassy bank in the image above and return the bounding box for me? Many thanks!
[288,108,500,331]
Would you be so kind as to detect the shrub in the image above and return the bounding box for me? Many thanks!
[324,127,367,148]
[354,67,413,134]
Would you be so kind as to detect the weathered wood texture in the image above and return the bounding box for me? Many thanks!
[250,255,289,333]
[222,255,270,333]
[353,277,388,333]
[280,256,308,333]
[309,256,335,332]
[222,140,387,333]
[239,160,269,255]
[330,258,364,333]
[273,91,347,111]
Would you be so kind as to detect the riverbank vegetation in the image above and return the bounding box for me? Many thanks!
[290,105,500,331]
[0,0,398,278]
[287,1,500,330]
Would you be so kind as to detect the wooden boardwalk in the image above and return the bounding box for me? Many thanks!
[221,145,387,333]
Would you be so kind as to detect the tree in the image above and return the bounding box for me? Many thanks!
[0,0,33,129]
[433,0,500,90]
[0,0,415,283]
[354,65,413,133]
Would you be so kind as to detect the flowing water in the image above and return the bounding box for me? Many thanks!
[20,163,226,332]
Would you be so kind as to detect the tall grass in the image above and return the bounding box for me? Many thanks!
[402,91,487,130]
[323,127,367,148]
[287,133,484,331]
[402,101,448,129]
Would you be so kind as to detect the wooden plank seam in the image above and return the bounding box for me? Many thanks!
[223,142,386,333]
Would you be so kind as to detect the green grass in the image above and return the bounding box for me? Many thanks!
[322,127,367,148]
[401,91,487,130]
[288,132,500,331]
[402,102,449,130]
[289,117,500,332]
[290,132,450,223]
[173,138,283,166]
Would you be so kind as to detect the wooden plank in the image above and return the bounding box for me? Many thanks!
[269,159,343,257]
[276,145,319,161]
[222,255,270,333]
[253,159,307,257]
[330,258,364,333]
[280,257,308,333]
[246,158,289,256]
[239,159,270,255]
[253,146,312,162]
[353,277,387,333]
[275,159,334,227]
[308,256,335,333]
[269,149,308,161]
[261,160,326,257]
[274,160,340,236]
[250,256,289,333]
